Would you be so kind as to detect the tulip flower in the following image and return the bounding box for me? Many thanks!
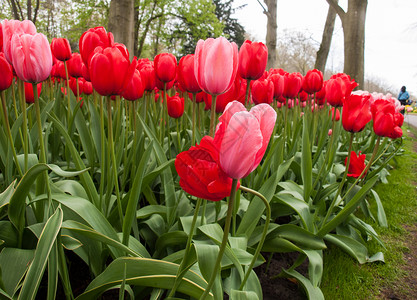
[345,151,367,178]
[177,54,201,94]
[342,92,372,133]
[138,61,156,92]
[0,23,3,52]
[88,46,136,96]
[167,93,184,118]
[11,33,53,84]
[51,38,72,62]
[79,26,114,67]
[122,69,144,101]
[175,136,239,201]
[83,81,93,95]
[24,82,42,103]
[0,54,13,91]
[302,69,323,94]
[154,53,177,84]
[371,99,403,139]
[325,77,346,107]
[194,37,238,96]
[1,19,37,64]
[283,72,302,99]
[251,79,274,105]
[269,73,285,100]
[67,53,84,78]
[329,107,340,121]
[299,90,309,102]
[213,101,277,179]
[238,40,268,81]
[203,76,244,113]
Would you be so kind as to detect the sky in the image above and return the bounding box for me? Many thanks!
[233,0,417,96]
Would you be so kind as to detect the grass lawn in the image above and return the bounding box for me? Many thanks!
[321,125,417,299]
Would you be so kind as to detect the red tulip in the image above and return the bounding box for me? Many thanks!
[251,79,274,105]
[11,33,53,83]
[167,93,184,118]
[331,73,358,95]
[0,23,3,52]
[88,46,136,96]
[138,60,156,92]
[194,37,238,96]
[342,92,372,132]
[203,76,244,113]
[81,63,91,81]
[371,99,403,139]
[122,69,144,101]
[194,91,208,104]
[175,136,239,201]
[325,77,346,107]
[329,107,340,121]
[302,69,323,94]
[345,151,366,178]
[1,19,37,64]
[154,53,177,84]
[83,81,93,95]
[24,82,42,103]
[67,53,84,78]
[269,73,285,99]
[177,54,201,94]
[238,40,268,80]
[315,82,327,105]
[283,72,302,99]
[0,53,13,91]
[299,90,309,102]
[79,26,114,67]
[155,76,174,90]
[213,101,277,179]
[51,38,71,62]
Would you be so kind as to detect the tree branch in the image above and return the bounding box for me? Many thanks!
[33,0,40,24]
[259,0,271,18]
[325,0,345,21]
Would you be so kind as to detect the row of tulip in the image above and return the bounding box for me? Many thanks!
[0,19,404,299]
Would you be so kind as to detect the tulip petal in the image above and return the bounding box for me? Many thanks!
[219,111,262,179]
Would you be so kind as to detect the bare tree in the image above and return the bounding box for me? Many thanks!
[257,0,277,69]
[326,0,368,88]
[108,0,135,59]
[315,0,338,72]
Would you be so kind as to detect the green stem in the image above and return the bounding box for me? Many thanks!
[176,118,181,153]
[168,198,202,297]
[200,179,238,300]
[209,95,217,137]
[192,93,197,145]
[107,97,123,223]
[238,185,271,290]
[18,79,28,172]
[99,95,106,212]
[1,91,23,177]
[321,132,354,226]
[245,79,251,107]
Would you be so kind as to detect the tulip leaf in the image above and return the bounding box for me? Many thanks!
[230,290,259,300]
[371,189,388,227]
[75,257,213,300]
[273,193,314,232]
[194,243,222,299]
[301,114,312,202]
[268,224,326,250]
[280,269,324,300]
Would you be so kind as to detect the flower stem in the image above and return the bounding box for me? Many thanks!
[238,185,270,290]
[200,179,238,300]
[209,95,218,137]
[245,79,251,107]
[192,93,197,145]
[168,198,202,297]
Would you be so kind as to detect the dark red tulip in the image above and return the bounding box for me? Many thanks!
[167,93,184,118]
[67,53,84,78]
[342,92,372,132]
[79,26,114,67]
[283,72,302,99]
[122,69,144,101]
[89,46,136,96]
[154,53,177,83]
[302,69,323,94]
[0,53,13,91]
[24,82,42,103]
[345,151,366,178]
[175,136,239,201]
[51,38,71,62]
[251,79,274,105]
[238,40,268,80]
[177,54,201,93]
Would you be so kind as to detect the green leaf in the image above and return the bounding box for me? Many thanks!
[230,290,259,300]
[60,234,83,250]
[194,244,222,300]
[269,224,326,250]
[301,114,312,202]
[281,269,324,300]
[75,257,213,300]
[273,193,314,232]
[371,190,388,228]
[318,176,378,237]
[0,248,34,297]
[18,206,63,300]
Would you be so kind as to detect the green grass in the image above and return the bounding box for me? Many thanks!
[321,126,417,299]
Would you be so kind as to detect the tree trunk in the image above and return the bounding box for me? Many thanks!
[108,0,135,59]
[326,0,367,88]
[315,0,338,72]
[264,0,277,70]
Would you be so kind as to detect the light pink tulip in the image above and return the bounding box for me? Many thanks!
[194,37,238,96]
[214,101,277,179]
[11,33,53,83]
[1,19,37,64]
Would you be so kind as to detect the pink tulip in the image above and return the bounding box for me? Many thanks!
[1,19,37,64]
[11,33,53,83]
[194,37,238,96]
[213,101,277,179]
